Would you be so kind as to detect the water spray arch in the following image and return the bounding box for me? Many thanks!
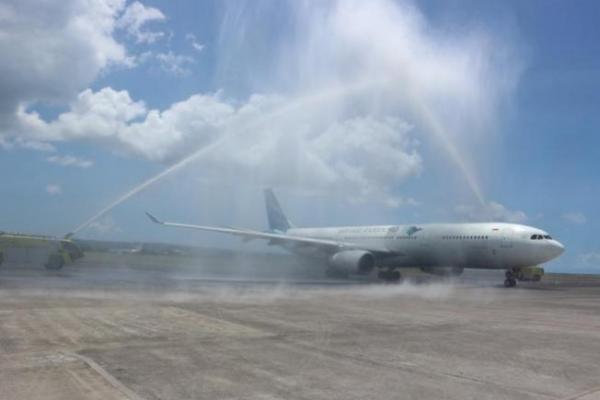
[72,79,485,235]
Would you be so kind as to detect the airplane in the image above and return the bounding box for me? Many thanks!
[146,189,564,287]
[0,231,84,270]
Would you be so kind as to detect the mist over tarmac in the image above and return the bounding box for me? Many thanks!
[2,252,600,400]
[0,248,501,305]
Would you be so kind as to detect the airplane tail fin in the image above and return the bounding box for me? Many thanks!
[264,189,293,232]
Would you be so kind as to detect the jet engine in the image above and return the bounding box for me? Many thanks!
[420,266,464,277]
[328,250,375,275]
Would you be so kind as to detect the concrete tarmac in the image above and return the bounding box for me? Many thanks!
[1,253,600,400]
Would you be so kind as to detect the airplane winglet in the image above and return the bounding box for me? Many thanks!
[145,212,163,224]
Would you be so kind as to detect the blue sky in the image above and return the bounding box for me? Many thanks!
[0,0,598,272]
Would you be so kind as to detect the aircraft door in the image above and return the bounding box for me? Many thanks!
[488,227,512,267]
[490,227,513,268]
[500,227,513,249]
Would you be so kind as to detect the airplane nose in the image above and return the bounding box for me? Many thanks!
[551,240,565,258]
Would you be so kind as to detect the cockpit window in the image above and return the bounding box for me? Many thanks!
[530,234,548,240]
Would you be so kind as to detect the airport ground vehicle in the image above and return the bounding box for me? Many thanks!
[0,232,83,270]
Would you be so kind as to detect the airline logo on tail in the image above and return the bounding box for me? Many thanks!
[406,226,423,236]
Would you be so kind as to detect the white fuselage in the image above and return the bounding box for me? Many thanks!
[285,223,564,270]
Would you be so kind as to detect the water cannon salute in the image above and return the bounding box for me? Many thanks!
[1,1,598,399]
[68,0,563,287]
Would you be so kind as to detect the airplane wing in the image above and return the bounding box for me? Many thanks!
[145,212,392,255]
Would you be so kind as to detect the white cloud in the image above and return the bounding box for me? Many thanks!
[86,215,121,236]
[125,50,196,74]
[0,0,133,128]
[306,116,422,202]
[131,50,153,67]
[47,155,93,168]
[563,212,586,225]
[200,111,423,206]
[185,33,205,52]
[14,88,422,205]
[17,87,232,161]
[16,139,56,152]
[0,137,56,152]
[116,1,165,44]
[155,51,195,76]
[46,184,62,195]
[22,87,147,143]
[455,201,528,223]
[578,252,600,267]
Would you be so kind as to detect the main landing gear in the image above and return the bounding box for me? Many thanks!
[504,269,517,288]
[378,269,401,283]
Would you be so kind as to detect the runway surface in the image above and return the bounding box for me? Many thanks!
[1,252,600,400]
